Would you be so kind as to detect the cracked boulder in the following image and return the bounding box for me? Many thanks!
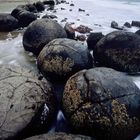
[37,38,93,83]
[93,31,140,73]
[24,132,93,140]
[23,19,67,56]
[62,67,140,140]
[0,65,56,140]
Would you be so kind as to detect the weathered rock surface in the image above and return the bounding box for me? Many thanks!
[0,14,19,32]
[62,67,140,140]
[0,65,55,139]
[37,38,93,82]
[24,132,93,140]
[93,31,140,73]
[23,19,67,55]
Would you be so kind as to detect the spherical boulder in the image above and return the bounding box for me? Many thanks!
[87,32,104,50]
[93,31,140,73]
[0,14,19,32]
[62,67,140,140]
[24,132,93,140]
[23,19,67,55]
[0,65,56,139]
[37,38,93,82]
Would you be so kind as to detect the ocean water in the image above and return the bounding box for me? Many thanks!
[0,0,140,139]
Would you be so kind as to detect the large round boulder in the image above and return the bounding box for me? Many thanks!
[37,38,93,82]
[23,19,67,55]
[93,31,140,73]
[0,14,19,32]
[0,65,56,139]
[62,67,140,140]
[24,132,93,140]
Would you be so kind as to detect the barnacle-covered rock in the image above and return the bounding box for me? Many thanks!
[63,67,140,140]
[93,31,140,73]
[37,38,93,82]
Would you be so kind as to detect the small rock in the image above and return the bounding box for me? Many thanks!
[111,21,124,30]
[42,14,57,19]
[61,7,66,10]
[78,8,85,12]
[75,25,93,34]
[70,3,74,6]
[43,0,55,5]
[69,9,72,11]
[61,18,67,22]
[60,0,66,3]
[86,14,89,16]
[131,21,140,27]
[124,22,131,28]
[64,22,75,39]
[76,35,86,41]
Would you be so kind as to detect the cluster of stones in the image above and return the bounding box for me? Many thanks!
[0,0,55,31]
[0,0,140,140]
